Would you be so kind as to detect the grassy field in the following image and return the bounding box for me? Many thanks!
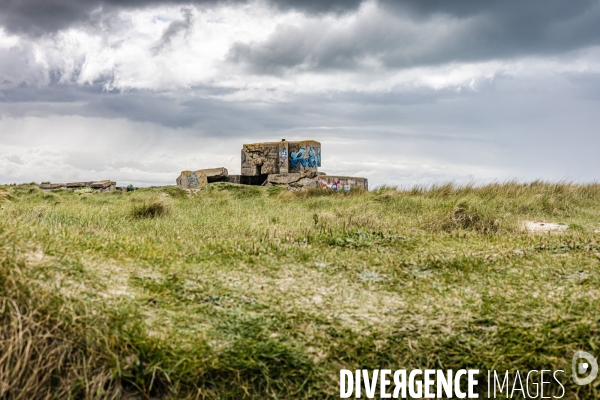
[1,181,600,399]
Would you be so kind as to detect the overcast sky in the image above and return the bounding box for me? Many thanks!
[1,0,599,187]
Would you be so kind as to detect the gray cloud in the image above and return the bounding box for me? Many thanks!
[151,7,194,54]
[2,66,600,187]
[5,0,599,74]
[229,0,600,73]
[0,45,49,88]
[0,0,363,36]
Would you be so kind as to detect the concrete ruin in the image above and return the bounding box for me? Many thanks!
[39,180,126,193]
[177,140,368,191]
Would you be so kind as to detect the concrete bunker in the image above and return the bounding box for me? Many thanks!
[176,139,367,191]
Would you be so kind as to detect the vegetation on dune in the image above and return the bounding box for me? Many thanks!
[1,181,600,399]
[130,198,172,219]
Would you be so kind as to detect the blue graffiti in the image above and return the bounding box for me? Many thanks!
[290,147,307,168]
[186,172,200,187]
[308,148,317,168]
[317,147,321,167]
[290,146,321,168]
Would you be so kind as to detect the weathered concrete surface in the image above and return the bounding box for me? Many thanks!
[266,171,317,186]
[202,167,228,181]
[297,177,319,188]
[66,181,92,188]
[39,180,120,192]
[178,171,208,188]
[90,180,112,188]
[241,140,321,177]
[176,167,228,188]
[316,175,368,191]
[241,142,280,176]
[267,172,312,185]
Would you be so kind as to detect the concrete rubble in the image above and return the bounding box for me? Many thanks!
[176,139,368,191]
[39,180,125,193]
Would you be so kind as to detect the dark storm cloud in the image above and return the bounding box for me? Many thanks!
[5,0,598,72]
[386,0,600,55]
[0,0,363,36]
[0,79,455,133]
[3,69,600,139]
[0,83,302,132]
[229,0,600,73]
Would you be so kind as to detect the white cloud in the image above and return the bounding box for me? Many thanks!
[4,1,600,99]
[0,116,240,185]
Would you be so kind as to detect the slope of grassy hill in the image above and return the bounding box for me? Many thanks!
[1,182,600,399]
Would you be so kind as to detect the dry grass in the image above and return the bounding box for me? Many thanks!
[0,189,12,203]
[1,181,600,399]
[0,235,124,400]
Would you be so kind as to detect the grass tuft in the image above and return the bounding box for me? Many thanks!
[0,189,12,202]
[130,200,170,219]
[443,198,504,233]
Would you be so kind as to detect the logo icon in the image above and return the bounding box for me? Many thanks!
[572,351,598,385]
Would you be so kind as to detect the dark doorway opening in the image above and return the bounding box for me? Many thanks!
[240,175,268,185]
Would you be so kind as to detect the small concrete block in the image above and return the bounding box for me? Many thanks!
[177,171,208,188]
[176,167,228,188]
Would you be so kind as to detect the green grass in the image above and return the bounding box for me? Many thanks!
[1,181,600,399]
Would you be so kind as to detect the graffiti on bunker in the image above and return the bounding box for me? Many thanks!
[279,147,288,165]
[186,172,200,187]
[290,146,320,168]
[316,177,351,192]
